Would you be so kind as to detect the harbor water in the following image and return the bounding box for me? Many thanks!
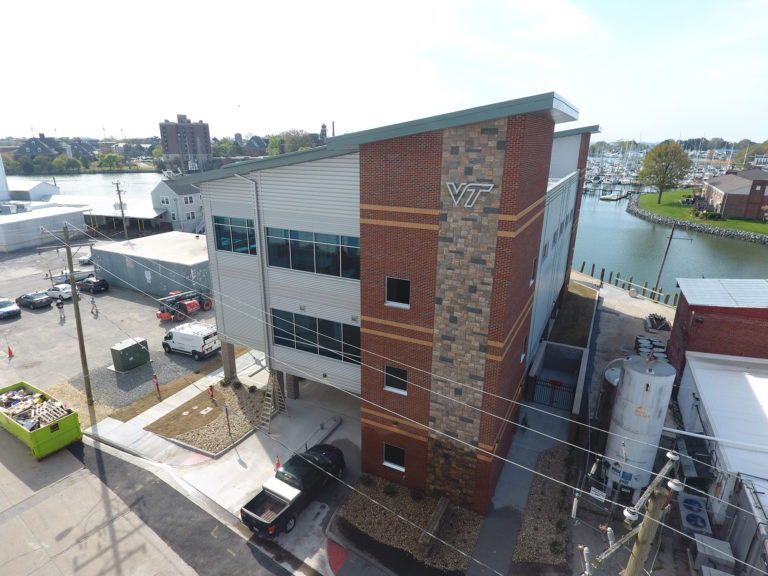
[573,191,768,298]
[11,173,768,295]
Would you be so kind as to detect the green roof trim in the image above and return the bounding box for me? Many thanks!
[554,125,601,139]
[175,91,580,185]
[330,91,578,147]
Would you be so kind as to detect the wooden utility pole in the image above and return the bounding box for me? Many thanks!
[113,181,129,240]
[653,223,676,296]
[624,487,669,576]
[63,226,93,406]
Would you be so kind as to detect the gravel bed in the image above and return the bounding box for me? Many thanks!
[337,474,483,574]
[67,350,209,408]
[512,443,571,565]
[173,383,264,454]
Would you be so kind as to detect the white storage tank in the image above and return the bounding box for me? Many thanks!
[605,356,675,495]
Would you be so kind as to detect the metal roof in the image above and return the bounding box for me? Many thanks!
[685,351,768,481]
[677,278,768,308]
[176,91,579,186]
[95,231,208,266]
[553,124,601,139]
[53,194,164,220]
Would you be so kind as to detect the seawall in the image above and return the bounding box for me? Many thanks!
[626,193,768,246]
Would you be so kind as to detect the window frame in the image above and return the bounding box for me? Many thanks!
[385,277,411,309]
[384,365,408,395]
[383,443,405,472]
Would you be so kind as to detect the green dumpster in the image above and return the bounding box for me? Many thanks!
[111,337,150,372]
[0,382,83,459]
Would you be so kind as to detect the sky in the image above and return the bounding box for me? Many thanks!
[2,0,766,144]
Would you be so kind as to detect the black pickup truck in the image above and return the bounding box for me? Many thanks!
[240,444,345,537]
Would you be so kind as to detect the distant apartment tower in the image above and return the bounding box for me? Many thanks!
[159,114,212,171]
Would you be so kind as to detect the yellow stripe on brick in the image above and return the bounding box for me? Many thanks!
[361,327,433,347]
[360,218,439,231]
[497,208,545,238]
[361,315,435,335]
[498,195,546,222]
[361,204,440,216]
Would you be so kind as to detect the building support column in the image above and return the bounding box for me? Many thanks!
[221,341,236,381]
[282,372,300,399]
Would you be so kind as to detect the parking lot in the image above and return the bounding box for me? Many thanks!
[0,244,217,399]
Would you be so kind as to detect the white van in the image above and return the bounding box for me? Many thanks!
[162,322,221,360]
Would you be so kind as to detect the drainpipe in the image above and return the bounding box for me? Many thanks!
[233,173,273,373]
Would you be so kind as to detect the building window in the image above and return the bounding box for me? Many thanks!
[160,196,170,205]
[266,227,360,280]
[271,309,360,365]
[384,366,408,394]
[186,211,196,220]
[386,277,410,308]
[171,212,177,221]
[530,257,537,286]
[542,242,549,260]
[521,335,528,363]
[214,216,257,255]
[184,195,194,204]
[383,443,405,472]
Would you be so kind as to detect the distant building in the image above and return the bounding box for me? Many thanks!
[14,133,62,159]
[244,135,268,156]
[666,278,768,391]
[701,169,768,220]
[150,179,204,233]
[159,114,212,171]
[65,138,97,161]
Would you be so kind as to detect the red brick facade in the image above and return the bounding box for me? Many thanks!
[667,294,768,391]
[359,114,562,513]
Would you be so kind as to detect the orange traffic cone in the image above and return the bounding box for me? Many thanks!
[7,346,12,358]
[275,456,280,471]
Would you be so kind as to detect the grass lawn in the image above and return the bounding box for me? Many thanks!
[638,190,768,235]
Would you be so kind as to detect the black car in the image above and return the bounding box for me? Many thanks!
[76,277,109,293]
[15,292,53,309]
[279,443,346,490]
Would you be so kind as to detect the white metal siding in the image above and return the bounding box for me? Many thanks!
[268,267,360,323]
[529,172,579,356]
[257,154,360,235]
[550,135,582,179]
[271,348,361,395]
[203,177,266,349]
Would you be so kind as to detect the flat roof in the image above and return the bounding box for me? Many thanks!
[95,231,208,266]
[553,124,601,139]
[53,194,164,220]
[177,91,579,186]
[685,351,768,481]
[677,278,768,308]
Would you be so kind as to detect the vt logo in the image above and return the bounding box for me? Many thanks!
[446,182,495,208]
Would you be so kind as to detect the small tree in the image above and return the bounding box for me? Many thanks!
[638,141,692,204]
[266,135,282,156]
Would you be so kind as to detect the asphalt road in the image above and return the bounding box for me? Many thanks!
[0,244,217,393]
[70,443,293,576]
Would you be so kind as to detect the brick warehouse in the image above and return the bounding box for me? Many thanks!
[180,93,598,513]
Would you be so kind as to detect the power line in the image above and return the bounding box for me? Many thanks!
[57,221,766,519]
[48,223,768,571]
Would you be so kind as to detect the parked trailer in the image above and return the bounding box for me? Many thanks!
[156,290,213,322]
[0,383,82,459]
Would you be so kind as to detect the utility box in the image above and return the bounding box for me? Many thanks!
[110,338,150,372]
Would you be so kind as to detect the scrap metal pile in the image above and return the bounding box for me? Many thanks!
[0,387,70,431]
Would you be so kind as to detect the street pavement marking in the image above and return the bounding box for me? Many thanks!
[210,525,219,538]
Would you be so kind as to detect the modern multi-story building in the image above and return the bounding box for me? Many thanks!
[178,92,596,513]
[159,114,212,171]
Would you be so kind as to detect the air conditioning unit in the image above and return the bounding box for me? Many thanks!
[688,534,736,574]
[677,492,712,535]
[700,566,734,576]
